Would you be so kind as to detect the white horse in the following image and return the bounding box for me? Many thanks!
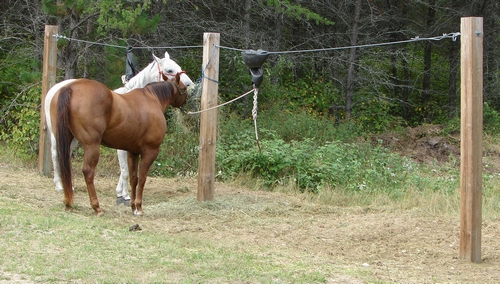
[45,51,193,206]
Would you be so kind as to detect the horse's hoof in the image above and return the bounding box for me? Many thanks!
[96,210,104,217]
[133,209,143,216]
[64,205,73,212]
[116,197,130,206]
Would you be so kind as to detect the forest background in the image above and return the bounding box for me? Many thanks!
[1,0,500,192]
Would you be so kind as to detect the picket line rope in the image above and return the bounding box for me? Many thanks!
[216,32,461,54]
[54,34,203,49]
[200,45,219,84]
[54,32,460,55]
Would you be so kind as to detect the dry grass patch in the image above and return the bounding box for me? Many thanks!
[1,149,500,283]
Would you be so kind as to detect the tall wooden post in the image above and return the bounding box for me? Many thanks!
[460,17,483,263]
[197,33,220,201]
[38,25,58,177]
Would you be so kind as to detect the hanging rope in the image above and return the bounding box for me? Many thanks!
[252,87,261,152]
[187,88,255,115]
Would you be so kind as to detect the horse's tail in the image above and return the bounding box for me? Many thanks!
[55,86,74,208]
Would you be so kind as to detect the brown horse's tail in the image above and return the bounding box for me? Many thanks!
[55,86,74,208]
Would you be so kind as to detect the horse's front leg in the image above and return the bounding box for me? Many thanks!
[132,149,160,216]
[82,144,103,216]
[127,152,140,214]
[116,149,131,206]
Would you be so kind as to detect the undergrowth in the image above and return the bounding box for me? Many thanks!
[4,95,500,207]
[215,127,460,196]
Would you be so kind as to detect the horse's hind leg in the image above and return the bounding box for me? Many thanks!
[82,144,103,216]
[127,152,140,214]
[132,149,160,216]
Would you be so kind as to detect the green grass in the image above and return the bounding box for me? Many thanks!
[0,196,336,283]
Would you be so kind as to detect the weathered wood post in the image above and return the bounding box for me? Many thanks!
[460,17,483,263]
[38,25,58,177]
[197,33,220,201]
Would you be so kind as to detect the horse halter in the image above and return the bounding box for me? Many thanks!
[154,59,187,82]
[171,80,188,106]
[160,70,188,106]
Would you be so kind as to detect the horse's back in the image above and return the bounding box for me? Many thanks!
[61,79,113,114]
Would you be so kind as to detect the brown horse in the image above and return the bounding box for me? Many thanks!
[50,73,188,216]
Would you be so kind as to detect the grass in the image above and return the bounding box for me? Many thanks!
[0,148,346,283]
[0,192,336,283]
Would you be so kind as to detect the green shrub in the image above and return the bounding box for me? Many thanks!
[484,102,500,135]
[216,127,423,194]
[0,86,41,158]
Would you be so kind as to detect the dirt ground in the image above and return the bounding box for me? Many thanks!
[1,125,500,283]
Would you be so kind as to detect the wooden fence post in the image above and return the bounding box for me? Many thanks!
[38,25,58,177]
[197,33,220,201]
[460,17,483,263]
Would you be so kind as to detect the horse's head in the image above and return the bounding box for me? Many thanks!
[162,72,188,108]
[153,51,193,87]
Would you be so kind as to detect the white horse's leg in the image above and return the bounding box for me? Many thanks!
[50,132,64,192]
[116,149,131,205]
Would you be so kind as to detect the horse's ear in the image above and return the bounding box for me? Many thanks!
[164,51,170,60]
[175,72,181,84]
[161,72,169,81]
[153,53,161,62]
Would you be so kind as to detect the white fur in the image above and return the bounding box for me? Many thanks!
[46,52,193,201]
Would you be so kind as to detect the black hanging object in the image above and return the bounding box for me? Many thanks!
[242,49,269,88]
[125,46,138,81]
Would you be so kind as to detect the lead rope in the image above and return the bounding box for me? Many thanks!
[252,85,261,152]
[187,85,261,152]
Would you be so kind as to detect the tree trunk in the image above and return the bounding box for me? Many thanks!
[345,0,362,118]
[402,44,410,121]
[448,39,460,117]
[421,0,436,122]
[61,8,80,79]
[270,12,282,86]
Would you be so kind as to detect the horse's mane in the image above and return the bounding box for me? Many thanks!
[143,81,175,106]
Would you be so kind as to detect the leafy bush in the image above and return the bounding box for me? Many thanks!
[352,95,404,133]
[0,86,41,158]
[216,128,419,193]
[484,102,500,135]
